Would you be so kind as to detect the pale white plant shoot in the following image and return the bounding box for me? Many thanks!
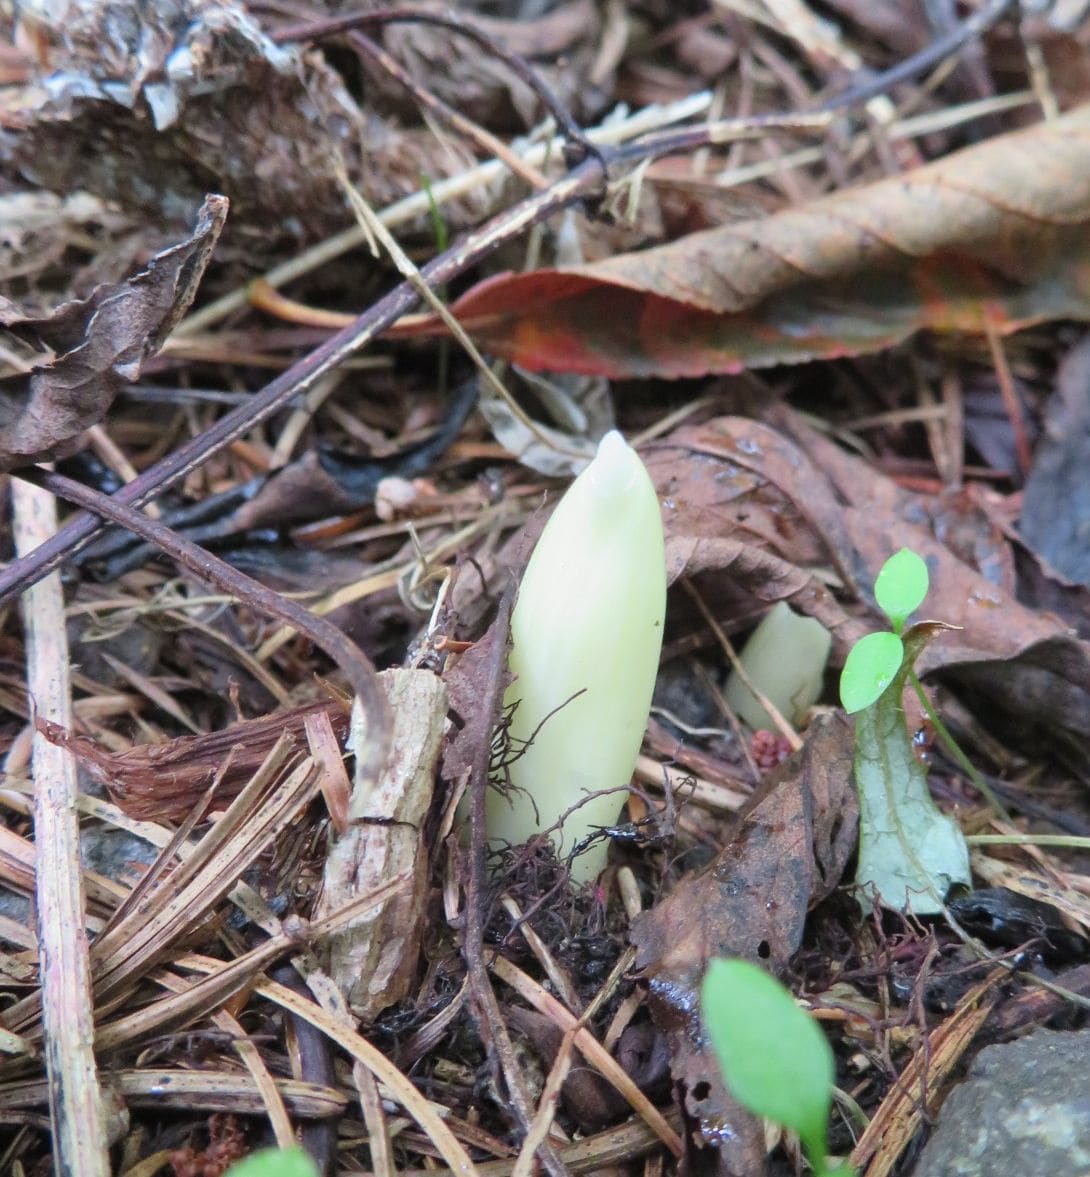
[488,430,666,881]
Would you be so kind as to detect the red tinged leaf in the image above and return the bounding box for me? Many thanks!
[396,104,1090,377]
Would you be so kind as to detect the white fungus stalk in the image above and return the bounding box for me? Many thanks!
[489,430,666,881]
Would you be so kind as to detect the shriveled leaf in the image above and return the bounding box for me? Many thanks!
[647,414,921,612]
[477,376,598,477]
[854,625,970,914]
[676,410,1090,765]
[631,716,856,1152]
[5,2,411,239]
[874,548,930,628]
[1021,332,1090,584]
[840,631,904,715]
[369,0,604,129]
[397,105,1090,376]
[441,609,513,782]
[0,195,226,468]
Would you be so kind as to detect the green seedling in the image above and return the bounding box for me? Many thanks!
[700,958,853,1177]
[223,1148,319,1177]
[839,547,928,712]
[839,549,971,913]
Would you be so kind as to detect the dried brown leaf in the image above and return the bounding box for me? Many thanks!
[1021,331,1090,583]
[441,611,513,782]
[655,409,1090,763]
[403,105,1090,376]
[0,194,226,468]
[632,714,855,991]
[370,0,604,129]
[772,409,1090,761]
[630,715,856,1151]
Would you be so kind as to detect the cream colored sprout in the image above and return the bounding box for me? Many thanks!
[488,430,666,881]
[725,601,831,730]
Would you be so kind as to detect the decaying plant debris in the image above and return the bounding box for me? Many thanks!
[3,1,1090,1175]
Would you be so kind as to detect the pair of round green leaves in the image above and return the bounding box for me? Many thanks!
[839,549,930,715]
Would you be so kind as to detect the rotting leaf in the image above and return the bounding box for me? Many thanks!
[476,366,612,478]
[5,1,485,241]
[396,104,1090,377]
[630,715,856,1151]
[632,714,856,992]
[853,623,971,915]
[0,194,226,469]
[663,532,860,650]
[649,415,864,597]
[368,0,605,130]
[1021,330,1090,585]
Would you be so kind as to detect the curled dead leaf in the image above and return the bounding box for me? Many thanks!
[630,715,856,1153]
[0,194,226,469]
[399,104,1090,376]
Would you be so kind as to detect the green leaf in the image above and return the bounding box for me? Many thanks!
[839,631,904,714]
[700,958,834,1171]
[874,549,929,631]
[852,626,970,914]
[224,1148,320,1177]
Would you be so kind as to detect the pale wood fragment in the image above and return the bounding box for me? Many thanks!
[320,667,447,1020]
[13,477,111,1175]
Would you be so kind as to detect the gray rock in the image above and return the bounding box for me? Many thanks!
[916,1029,1090,1177]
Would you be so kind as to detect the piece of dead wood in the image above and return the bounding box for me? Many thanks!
[318,667,447,1021]
[0,1068,346,1120]
[13,475,111,1175]
[39,699,350,823]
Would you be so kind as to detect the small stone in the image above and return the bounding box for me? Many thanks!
[915,1029,1090,1176]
